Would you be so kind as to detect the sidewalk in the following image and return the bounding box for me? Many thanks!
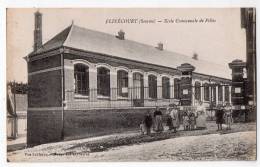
[7,121,256,154]
[7,135,26,152]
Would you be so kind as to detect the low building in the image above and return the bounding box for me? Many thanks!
[26,11,232,145]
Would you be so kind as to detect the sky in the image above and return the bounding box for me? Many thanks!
[6,8,246,82]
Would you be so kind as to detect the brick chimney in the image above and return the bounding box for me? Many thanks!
[116,29,125,40]
[156,42,163,51]
[33,10,42,51]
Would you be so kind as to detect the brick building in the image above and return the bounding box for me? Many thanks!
[26,11,232,145]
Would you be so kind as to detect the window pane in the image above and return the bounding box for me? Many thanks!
[148,75,157,99]
[117,70,128,97]
[97,67,110,96]
[74,64,89,95]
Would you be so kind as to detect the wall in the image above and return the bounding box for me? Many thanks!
[27,54,63,146]
[63,108,167,140]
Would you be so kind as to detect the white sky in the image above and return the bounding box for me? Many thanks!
[7,8,246,82]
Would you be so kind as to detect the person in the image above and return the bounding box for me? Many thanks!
[170,105,180,133]
[224,104,233,130]
[183,112,189,131]
[153,107,164,132]
[189,112,196,130]
[215,105,224,131]
[196,101,207,129]
[143,111,153,135]
[140,122,146,135]
[166,107,173,130]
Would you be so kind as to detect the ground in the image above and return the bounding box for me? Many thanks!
[7,122,256,162]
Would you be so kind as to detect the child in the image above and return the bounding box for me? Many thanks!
[140,122,146,135]
[224,105,233,130]
[189,112,196,130]
[183,112,189,131]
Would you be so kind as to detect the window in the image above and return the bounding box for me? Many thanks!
[204,83,209,101]
[97,67,110,97]
[218,85,223,101]
[148,75,157,99]
[225,86,229,102]
[212,86,216,103]
[133,72,143,99]
[117,70,128,97]
[74,64,89,95]
[174,78,180,99]
[195,81,201,101]
[162,77,170,99]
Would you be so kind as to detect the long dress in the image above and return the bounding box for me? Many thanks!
[196,112,206,128]
[170,109,179,128]
[154,110,164,132]
[196,106,207,129]
[216,109,224,124]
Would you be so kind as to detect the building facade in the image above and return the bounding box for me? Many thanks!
[26,11,232,145]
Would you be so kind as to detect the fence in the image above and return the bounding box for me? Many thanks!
[65,85,179,110]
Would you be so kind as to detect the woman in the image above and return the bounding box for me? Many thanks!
[215,105,224,131]
[170,105,180,132]
[153,107,164,132]
[166,107,173,130]
[143,111,153,135]
[196,101,207,129]
[224,104,233,130]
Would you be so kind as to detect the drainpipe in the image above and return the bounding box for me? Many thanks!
[60,49,64,140]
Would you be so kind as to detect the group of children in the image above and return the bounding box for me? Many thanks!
[140,103,233,135]
[182,111,197,131]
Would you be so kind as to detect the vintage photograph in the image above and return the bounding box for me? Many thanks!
[6,8,256,161]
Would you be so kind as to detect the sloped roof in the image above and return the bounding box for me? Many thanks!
[33,24,231,79]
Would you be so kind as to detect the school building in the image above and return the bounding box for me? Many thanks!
[26,11,236,146]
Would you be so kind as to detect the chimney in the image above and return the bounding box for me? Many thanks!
[156,42,163,51]
[34,10,42,51]
[192,53,198,60]
[116,29,125,40]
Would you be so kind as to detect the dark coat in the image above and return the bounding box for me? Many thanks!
[144,114,153,128]
[215,109,224,124]
[154,110,162,117]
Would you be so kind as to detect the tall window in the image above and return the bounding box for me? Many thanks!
[212,86,216,103]
[174,78,180,99]
[74,64,89,95]
[117,70,128,97]
[225,86,229,102]
[133,72,143,99]
[218,85,223,101]
[97,67,110,97]
[204,83,209,101]
[148,75,157,99]
[195,81,201,101]
[162,77,170,99]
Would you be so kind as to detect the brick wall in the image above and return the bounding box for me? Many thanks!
[63,108,167,140]
[27,110,63,145]
[28,70,62,107]
[27,55,63,146]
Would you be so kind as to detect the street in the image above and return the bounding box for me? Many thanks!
[7,122,256,162]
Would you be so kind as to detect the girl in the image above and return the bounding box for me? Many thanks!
[183,112,189,131]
